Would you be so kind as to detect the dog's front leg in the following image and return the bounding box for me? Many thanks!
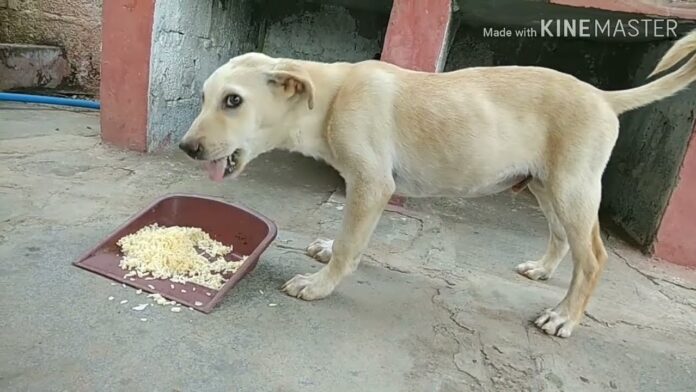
[282,175,395,300]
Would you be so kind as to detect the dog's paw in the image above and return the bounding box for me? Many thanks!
[534,308,576,338]
[306,238,333,263]
[516,260,552,280]
[281,269,336,301]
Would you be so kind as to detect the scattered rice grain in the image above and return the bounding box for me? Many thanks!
[147,293,176,306]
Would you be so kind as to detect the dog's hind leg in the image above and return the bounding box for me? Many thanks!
[282,172,395,300]
[533,179,608,338]
[516,180,569,280]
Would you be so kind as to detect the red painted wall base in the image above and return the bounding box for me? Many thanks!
[655,124,696,267]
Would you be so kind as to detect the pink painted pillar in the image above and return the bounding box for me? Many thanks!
[100,0,155,152]
[381,0,452,72]
[654,125,696,267]
[380,0,453,206]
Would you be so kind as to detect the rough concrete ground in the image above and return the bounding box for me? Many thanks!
[1,102,696,392]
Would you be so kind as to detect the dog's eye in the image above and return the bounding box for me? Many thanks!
[224,94,242,109]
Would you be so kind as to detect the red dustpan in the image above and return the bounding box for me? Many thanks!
[73,193,277,313]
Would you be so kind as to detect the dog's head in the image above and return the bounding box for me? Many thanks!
[178,52,315,181]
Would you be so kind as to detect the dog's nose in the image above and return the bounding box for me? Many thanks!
[179,140,203,159]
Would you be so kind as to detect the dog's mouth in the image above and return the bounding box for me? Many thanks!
[205,149,244,182]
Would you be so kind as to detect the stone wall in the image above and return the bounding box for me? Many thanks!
[0,0,102,94]
[260,2,388,62]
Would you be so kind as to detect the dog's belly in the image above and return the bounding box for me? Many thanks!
[393,167,531,198]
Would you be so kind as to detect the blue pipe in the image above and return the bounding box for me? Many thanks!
[0,92,100,109]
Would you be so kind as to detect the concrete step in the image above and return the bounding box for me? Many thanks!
[0,43,69,91]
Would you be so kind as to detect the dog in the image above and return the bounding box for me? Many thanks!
[179,30,696,338]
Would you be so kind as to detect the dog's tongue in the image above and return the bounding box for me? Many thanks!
[205,159,226,182]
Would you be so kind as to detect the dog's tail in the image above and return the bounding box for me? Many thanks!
[604,29,696,115]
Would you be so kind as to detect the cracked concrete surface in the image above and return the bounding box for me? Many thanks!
[1,102,696,392]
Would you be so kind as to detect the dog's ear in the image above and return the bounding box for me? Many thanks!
[265,68,315,110]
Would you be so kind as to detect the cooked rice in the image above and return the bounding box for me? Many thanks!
[116,223,244,290]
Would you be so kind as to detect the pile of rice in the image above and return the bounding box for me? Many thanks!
[116,223,244,290]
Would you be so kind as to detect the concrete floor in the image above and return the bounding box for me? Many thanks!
[1,102,696,392]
